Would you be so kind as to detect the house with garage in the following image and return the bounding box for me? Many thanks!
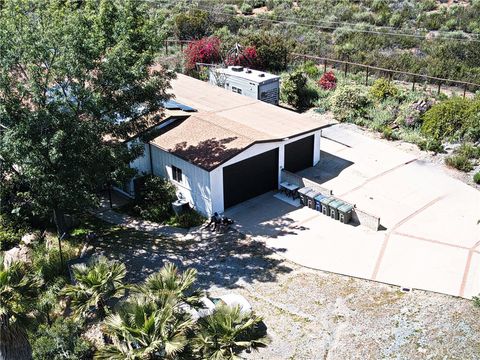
[122,73,326,216]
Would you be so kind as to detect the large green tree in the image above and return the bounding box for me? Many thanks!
[0,0,174,234]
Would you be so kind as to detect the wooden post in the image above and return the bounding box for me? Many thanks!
[365,67,369,85]
[463,84,467,99]
[344,62,348,78]
[324,59,327,73]
[388,72,393,83]
[437,82,441,95]
[165,40,168,55]
[412,76,416,91]
[180,42,184,52]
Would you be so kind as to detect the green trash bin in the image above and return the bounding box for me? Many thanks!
[338,203,354,224]
[319,197,335,216]
[328,199,344,220]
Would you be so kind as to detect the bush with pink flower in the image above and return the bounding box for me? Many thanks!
[318,71,337,90]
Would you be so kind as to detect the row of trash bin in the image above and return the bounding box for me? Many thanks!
[297,187,354,224]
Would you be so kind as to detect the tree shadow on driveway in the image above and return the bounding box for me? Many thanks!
[88,223,293,290]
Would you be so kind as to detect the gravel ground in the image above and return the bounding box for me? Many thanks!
[90,224,480,360]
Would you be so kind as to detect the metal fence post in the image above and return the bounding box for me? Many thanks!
[412,76,416,91]
[324,59,327,73]
[437,82,441,95]
[365,67,369,85]
[463,84,467,99]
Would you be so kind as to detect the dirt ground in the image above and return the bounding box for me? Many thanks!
[89,224,480,360]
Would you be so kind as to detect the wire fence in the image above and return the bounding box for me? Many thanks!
[163,39,480,98]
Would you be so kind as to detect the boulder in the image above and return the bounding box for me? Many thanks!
[21,232,39,246]
[3,245,33,268]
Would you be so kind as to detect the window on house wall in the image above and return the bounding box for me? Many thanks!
[172,165,182,183]
[232,86,242,94]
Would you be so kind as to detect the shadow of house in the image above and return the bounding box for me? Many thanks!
[297,150,354,184]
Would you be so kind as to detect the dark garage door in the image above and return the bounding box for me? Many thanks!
[223,148,279,209]
[284,135,314,173]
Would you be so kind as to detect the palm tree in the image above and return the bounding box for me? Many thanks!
[94,296,195,360]
[136,262,203,309]
[0,258,39,360]
[62,256,126,319]
[192,305,269,360]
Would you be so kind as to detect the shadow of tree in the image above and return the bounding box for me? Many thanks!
[172,137,243,170]
[88,224,293,289]
[225,192,310,239]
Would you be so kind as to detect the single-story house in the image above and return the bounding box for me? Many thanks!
[121,74,327,216]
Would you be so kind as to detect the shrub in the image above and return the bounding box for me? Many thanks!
[457,143,480,160]
[445,154,474,172]
[330,84,371,122]
[245,32,290,71]
[280,70,318,109]
[241,2,253,14]
[417,139,444,153]
[396,98,434,128]
[225,46,258,68]
[381,126,400,141]
[464,99,480,141]
[421,97,471,141]
[32,246,76,282]
[184,36,221,71]
[174,9,210,40]
[474,172,480,184]
[132,175,177,223]
[0,227,19,251]
[318,71,337,90]
[369,78,400,101]
[299,61,320,78]
[170,210,206,228]
[31,318,94,360]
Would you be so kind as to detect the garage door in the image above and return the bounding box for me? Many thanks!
[284,135,314,173]
[223,148,279,209]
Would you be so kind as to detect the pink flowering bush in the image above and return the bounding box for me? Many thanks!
[184,37,221,71]
[225,46,258,68]
[318,71,337,90]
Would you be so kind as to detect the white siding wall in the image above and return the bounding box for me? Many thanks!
[130,141,151,175]
[210,130,321,214]
[150,145,212,216]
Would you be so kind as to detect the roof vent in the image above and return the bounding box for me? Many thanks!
[231,66,244,72]
[245,68,252,73]
[258,73,265,77]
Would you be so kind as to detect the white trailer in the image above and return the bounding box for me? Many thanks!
[209,66,280,105]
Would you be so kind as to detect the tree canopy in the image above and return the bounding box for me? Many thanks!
[0,0,174,233]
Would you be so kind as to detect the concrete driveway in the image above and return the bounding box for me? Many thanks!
[226,124,480,299]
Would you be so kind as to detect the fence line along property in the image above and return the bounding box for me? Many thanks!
[163,39,480,98]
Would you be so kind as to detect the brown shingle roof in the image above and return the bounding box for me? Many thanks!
[150,73,329,171]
